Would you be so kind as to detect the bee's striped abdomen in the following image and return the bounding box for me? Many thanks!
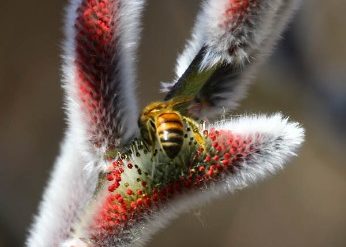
[157,112,184,159]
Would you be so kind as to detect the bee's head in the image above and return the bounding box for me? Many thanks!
[138,101,168,126]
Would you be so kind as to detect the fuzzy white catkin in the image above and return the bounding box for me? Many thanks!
[62,114,304,247]
[26,131,99,247]
[63,0,144,155]
[175,0,301,75]
[164,0,301,115]
[26,0,146,246]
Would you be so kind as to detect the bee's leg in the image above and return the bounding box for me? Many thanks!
[182,116,206,151]
[141,121,154,156]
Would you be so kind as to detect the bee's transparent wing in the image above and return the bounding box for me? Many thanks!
[64,0,144,152]
[163,0,301,119]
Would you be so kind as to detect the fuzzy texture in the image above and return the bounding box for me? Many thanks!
[26,0,145,246]
[62,238,89,247]
[26,131,99,247]
[64,0,144,156]
[163,0,301,118]
[63,114,304,246]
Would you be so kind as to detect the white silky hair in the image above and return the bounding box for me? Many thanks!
[63,113,304,247]
[115,0,144,144]
[26,0,146,246]
[61,238,89,247]
[26,131,99,247]
[175,0,300,74]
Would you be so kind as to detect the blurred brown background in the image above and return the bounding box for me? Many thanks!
[0,0,345,246]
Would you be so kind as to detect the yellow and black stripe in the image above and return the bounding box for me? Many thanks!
[156,112,184,159]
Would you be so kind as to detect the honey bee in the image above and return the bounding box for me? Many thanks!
[138,97,205,159]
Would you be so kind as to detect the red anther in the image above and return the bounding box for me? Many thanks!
[127,163,133,169]
[210,135,216,141]
[203,130,209,136]
[230,147,237,154]
[222,159,230,166]
[117,196,124,204]
[121,214,127,222]
[104,215,112,223]
[108,184,116,192]
[224,152,231,159]
[213,155,219,161]
[118,205,126,213]
[213,142,219,148]
[136,198,143,206]
[130,202,137,209]
[216,145,223,153]
[137,190,143,195]
[99,1,105,8]
[115,181,120,188]
[207,168,214,177]
[198,166,205,172]
[204,155,211,162]
[126,189,133,196]
[141,181,147,187]
[106,173,114,181]
[111,204,119,211]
